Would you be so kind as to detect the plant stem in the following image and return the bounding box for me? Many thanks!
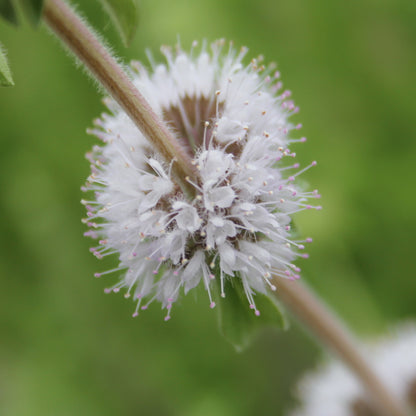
[272,276,411,416]
[42,0,197,197]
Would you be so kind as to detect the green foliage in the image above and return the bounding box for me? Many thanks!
[216,276,287,351]
[19,0,44,26]
[0,0,44,86]
[0,0,18,25]
[0,43,13,86]
[95,0,139,46]
[0,0,44,26]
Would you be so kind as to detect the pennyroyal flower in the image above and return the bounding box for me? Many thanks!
[82,40,320,320]
[289,323,416,416]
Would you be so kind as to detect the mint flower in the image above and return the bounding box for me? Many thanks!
[290,324,416,416]
[82,40,320,320]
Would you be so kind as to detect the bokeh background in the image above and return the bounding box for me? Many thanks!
[1,0,415,415]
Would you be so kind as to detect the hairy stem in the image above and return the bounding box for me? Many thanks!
[272,276,412,416]
[43,0,197,197]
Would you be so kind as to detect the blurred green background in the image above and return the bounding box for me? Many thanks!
[1,0,415,415]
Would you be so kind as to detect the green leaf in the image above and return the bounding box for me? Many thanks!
[0,0,18,25]
[216,276,288,352]
[96,0,139,47]
[0,0,44,26]
[19,0,44,26]
[0,44,14,86]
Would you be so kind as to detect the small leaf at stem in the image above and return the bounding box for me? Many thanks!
[19,0,44,26]
[96,0,139,47]
[0,43,14,86]
[0,0,18,25]
[216,276,287,352]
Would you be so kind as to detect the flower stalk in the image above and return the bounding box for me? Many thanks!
[42,0,197,197]
[272,275,412,416]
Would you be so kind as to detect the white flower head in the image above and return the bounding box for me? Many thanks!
[289,323,416,416]
[83,39,320,320]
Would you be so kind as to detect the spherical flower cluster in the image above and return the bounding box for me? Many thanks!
[82,40,320,320]
[289,323,416,416]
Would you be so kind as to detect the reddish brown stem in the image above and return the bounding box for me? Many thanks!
[273,276,412,416]
[43,0,197,197]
